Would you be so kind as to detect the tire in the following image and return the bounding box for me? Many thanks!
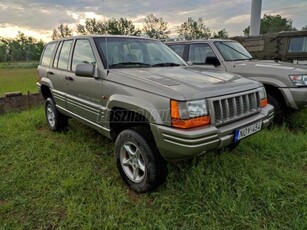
[114,127,167,193]
[45,98,68,131]
[267,93,285,125]
[217,141,240,153]
[224,141,240,152]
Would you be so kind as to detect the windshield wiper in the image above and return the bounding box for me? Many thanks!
[219,42,252,61]
[108,62,150,68]
[233,58,253,61]
[151,62,181,67]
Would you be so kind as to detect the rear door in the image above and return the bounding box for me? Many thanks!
[48,39,74,109]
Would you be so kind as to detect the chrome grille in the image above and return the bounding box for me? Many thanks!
[212,91,260,125]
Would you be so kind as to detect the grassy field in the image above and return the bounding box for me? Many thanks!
[0,68,38,96]
[0,61,38,69]
[0,108,306,229]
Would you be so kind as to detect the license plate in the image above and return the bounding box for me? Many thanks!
[234,121,262,142]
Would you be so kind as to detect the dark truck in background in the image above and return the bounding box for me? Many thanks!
[166,39,307,123]
[231,30,307,64]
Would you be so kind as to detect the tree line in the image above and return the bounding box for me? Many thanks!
[52,15,228,41]
[1,14,306,62]
[0,32,44,62]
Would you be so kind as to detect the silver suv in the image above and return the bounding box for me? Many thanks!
[166,39,307,123]
[37,35,274,192]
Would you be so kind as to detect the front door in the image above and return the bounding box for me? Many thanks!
[65,39,104,125]
[188,43,225,70]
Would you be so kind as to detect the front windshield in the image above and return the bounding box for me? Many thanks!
[94,37,186,69]
[214,41,252,61]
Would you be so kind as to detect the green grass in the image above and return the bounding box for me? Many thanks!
[0,68,38,96]
[0,61,38,69]
[0,108,306,229]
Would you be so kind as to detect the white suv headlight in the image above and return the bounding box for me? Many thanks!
[289,74,307,86]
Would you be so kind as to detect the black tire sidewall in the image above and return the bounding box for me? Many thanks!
[267,93,284,124]
[114,129,166,192]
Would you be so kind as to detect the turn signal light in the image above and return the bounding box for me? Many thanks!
[261,98,268,108]
[172,116,211,129]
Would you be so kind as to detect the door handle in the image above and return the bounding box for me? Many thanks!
[65,76,74,81]
[47,71,54,75]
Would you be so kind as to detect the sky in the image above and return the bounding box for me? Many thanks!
[0,0,306,41]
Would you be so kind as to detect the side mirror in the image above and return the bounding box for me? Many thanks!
[75,63,95,77]
[205,56,220,67]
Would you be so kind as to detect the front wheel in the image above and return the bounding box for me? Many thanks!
[45,98,68,131]
[224,141,240,152]
[267,93,285,125]
[114,128,167,193]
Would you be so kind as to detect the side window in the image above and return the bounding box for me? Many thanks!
[72,39,96,72]
[168,45,185,58]
[288,36,307,53]
[57,40,73,70]
[53,42,63,68]
[189,43,216,64]
[40,42,56,67]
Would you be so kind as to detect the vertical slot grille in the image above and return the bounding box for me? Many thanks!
[212,91,260,125]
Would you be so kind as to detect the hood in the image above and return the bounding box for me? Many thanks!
[233,60,307,73]
[108,66,261,100]
[224,60,307,79]
[224,59,307,87]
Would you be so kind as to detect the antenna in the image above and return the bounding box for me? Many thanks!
[101,0,109,74]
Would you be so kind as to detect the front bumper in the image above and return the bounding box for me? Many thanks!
[151,104,274,160]
[280,87,307,109]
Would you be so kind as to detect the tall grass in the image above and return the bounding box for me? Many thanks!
[0,108,306,229]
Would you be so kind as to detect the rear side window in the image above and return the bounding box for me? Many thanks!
[57,40,73,70]
[53,42,63,68]
[168,44,185,58]
[71,39,96,72]
[40,43,56,67]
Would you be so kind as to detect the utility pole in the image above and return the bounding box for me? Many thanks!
[250,0,262,36]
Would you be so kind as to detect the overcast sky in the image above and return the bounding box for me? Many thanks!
[0,0,306,41]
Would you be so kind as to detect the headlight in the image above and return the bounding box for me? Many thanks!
[258,87,268,108]
[170,99,210,128]
[289,74,307,86]
[187,99,208,118]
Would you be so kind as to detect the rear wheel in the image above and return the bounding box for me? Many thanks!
[114,127,167,193]
[45,98,68,131]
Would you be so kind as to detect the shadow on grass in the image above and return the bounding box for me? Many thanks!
[285,108,307,133]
